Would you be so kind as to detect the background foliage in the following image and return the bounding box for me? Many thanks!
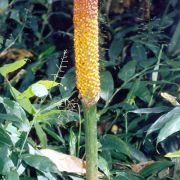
[0,0,180,179]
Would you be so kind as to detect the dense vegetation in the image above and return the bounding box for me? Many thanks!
[0,0,179,179]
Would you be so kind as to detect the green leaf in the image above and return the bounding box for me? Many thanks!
[147,107,180,136]
[69,176,84,180]
[0,113,29,135]
[38,46,56,60]
[139,58,156,68]
[144,43,159,55]
[139,86,152,103]
[40,172,57,180]
[46,54,59,80]
[40,97,69,113]
[140,161,173,177]
[43,127,65,144]
[18,80,59,99]
[10,10,20,23]
[6,170,19,180]
[36,110,61,121]
[0,97,27,120]
[128,144,147,162]
[0,59,27,77]
[100,135,130,157]
[37,80,59,89]
[124,80,140,104]
[36,175,49,180]
[0,96,30,132]
[6,124,20,144]
[109,28,135,60]
[10,86,36,115]
[118,61,137,81]
[165,150,180,158]
[100,71,114,101]
[115,171,142,180]
[130,107,169,114]
[109,37,124,60]
[0,113,22,123]
[54,110,79,125]
[131,43,147,61]
[69,128,77,156]
[125,81,151,103]
[34,123,47,148]
[20,176,37,180]
[157,107,180,143]
[60,68,75,98]
[98,156,111,178]
[166,59,180,68]
[0,145,14,174]
[168,21,180,56]
[21,154,60,175]
[0,126,13,146]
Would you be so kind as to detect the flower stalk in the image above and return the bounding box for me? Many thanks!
[83,104,98,180]
[73,0,100,179]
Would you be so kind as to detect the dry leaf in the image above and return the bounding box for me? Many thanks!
[40,149,104,178]
[131,160,154,173]
[0,48,33,60]
[161,92,179,106]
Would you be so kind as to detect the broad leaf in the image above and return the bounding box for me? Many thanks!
[98,156,111,178]
[43,127,65,144]
[128,144,147,162]
[109,37,124,60]
[157,107,180,143]
[0,145,14,174]
[10,86,36,115]
[6,170,19,180]
[165,150,180,158]
[147,107,180,136]
[21,154,61,175]
[131,43,147,61]
[18,80,59,99]
[40,97,69,113]
[100,71,114,101]
[140,161,173,177]
[34,122,47,148]
[0,96,30,132]
[69,128,77,156]
[130,107,169,114]
[0,127,13,146]
[60,68,75,98]
[0,59,27,77]
[36,110,61,121]
[100,135,130,157]
[109,28,136,60]
[168,21,180,56]
[38,46,56,60]
[118,61,137,81]
[115,171,142,180]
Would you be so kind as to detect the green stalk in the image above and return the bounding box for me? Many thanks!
[83,104,98,180]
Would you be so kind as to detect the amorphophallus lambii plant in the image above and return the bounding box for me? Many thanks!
[73,0,100,179]
[74,0,100,107]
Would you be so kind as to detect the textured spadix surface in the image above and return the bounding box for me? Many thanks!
[74,0,100,106]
